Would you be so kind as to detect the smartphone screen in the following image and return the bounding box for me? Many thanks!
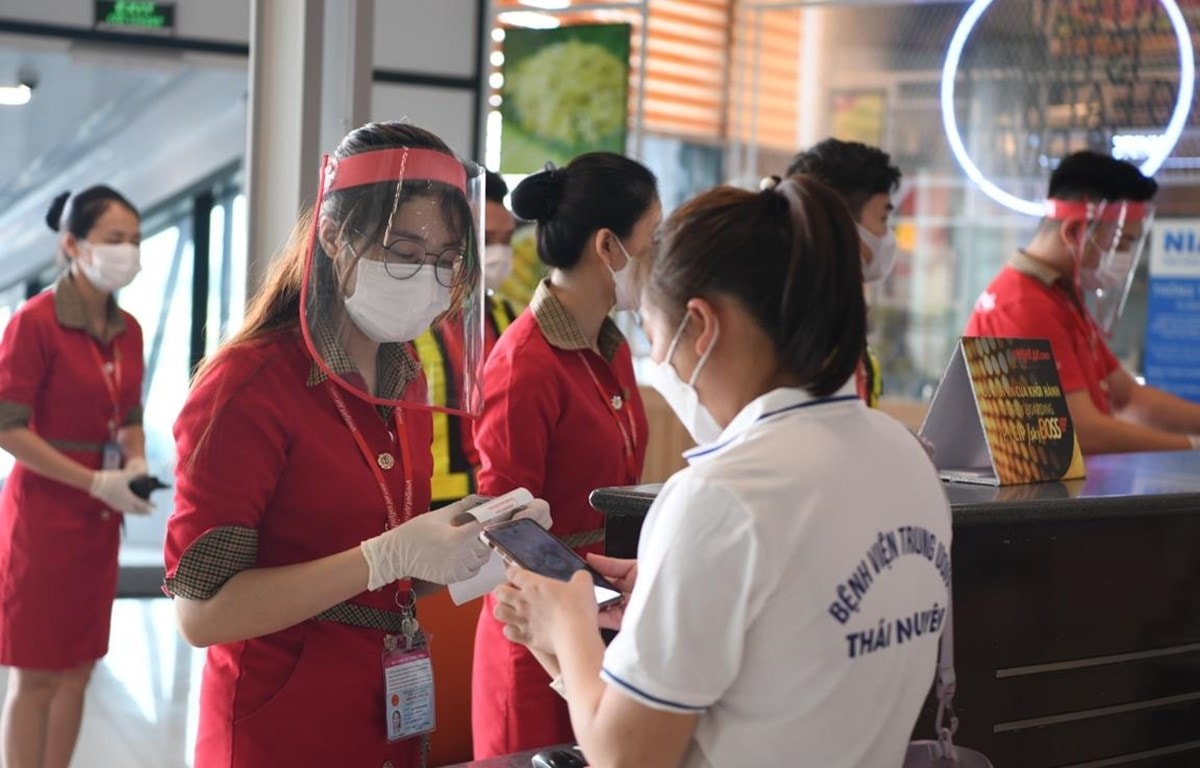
[483,519,622,608]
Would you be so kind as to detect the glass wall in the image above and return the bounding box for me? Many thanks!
[118,180,247,559]
[734,0,1200,402]
[0,177,247,569]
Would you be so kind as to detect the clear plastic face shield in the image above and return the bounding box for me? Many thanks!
[301,146,486,415]
[1044,199,1154,337]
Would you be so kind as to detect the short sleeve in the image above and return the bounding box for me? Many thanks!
[119,314,145,427]
[473,340,560,498]
[602,475,758,713]
[164,354,290,599]
[989,304,1091,393]
[0,305,49,430]
[969,284,1096,396]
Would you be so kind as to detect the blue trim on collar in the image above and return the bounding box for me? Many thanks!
[684,394,861,461]
[602,668,708,712]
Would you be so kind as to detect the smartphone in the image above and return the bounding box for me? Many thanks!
[481,518,623,610]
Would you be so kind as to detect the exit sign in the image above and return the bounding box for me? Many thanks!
[94,1,176,34]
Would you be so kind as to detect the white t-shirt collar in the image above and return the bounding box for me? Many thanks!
[683,380,860,465]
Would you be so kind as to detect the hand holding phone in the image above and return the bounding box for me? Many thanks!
[481,518,623,610]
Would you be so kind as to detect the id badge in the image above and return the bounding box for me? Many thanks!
[102,441,122,470]
[383,643,435,742]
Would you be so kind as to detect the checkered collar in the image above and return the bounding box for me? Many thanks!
[304,315,422,400]
[530,279,625,362]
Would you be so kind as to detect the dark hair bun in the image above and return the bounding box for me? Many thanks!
[46,191,70,232]
[511,167,564,222]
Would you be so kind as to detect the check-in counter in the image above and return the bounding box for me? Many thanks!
[590,451,1200,767]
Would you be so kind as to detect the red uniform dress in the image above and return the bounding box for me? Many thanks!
[163,330,433,768]
[965,253,1119,414]
[0,274,144,670]
[471,281,647,758]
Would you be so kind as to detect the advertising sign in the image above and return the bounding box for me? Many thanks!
[1144,219,1200,402]
[920,337,1085,486]
[500,24,631,173]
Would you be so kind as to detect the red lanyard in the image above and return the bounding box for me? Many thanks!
[324,381,414,530]
[86,342,122,438]
[577,352,639,481]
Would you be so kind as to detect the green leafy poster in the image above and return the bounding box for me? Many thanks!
[500,23,631,173]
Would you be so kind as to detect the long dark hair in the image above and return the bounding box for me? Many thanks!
[647,175,866,397]
[185,122,473,468]
[193,121,472,386]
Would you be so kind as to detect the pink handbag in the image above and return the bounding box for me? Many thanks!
[904,601,994,768]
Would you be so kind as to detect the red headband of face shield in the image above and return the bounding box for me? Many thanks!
[1043,199,1149,223]
[322,147,468,196]
[302,144,486,415]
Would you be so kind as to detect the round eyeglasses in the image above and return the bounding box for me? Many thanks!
[359,233,466,288]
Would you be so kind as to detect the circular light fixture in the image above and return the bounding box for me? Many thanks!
[940,0,1195,216]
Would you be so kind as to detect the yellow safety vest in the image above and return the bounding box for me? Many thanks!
[415,296,519,504]
[864,346,883,408]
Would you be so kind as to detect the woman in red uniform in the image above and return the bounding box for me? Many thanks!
[471,154,658,757]
[0,186,150,768]
[163,122,541,767]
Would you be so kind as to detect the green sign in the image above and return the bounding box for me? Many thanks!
[94,1,176,33]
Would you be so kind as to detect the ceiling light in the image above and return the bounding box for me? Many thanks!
[0,83,32,107]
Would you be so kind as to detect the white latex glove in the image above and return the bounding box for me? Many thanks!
[512,498,552,530]
[360,496,491,590]
[124,456,148,476]
[90,469,152,515]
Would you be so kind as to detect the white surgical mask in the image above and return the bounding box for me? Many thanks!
[1081,249,1135,293]
[344,260,450,343]
[484,243,513,291]
[857,225,898,284]
[78,242,141,293]
[609,237,640,312]
[645,314,722,444]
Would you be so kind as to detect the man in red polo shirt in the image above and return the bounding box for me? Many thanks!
[967,150,1200,454]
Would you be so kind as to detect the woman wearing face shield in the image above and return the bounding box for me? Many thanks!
[470,154,658,758]
[491,176,952,767]
[0,186,149,768]
[164,122,547,767]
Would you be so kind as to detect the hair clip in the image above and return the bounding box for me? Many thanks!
[759,175,782,191]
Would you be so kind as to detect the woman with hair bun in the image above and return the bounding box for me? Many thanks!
[0,186,148,768]
[491,175,953,767]
[471,153,660,758]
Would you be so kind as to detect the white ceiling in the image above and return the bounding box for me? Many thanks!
[0,36,248,287]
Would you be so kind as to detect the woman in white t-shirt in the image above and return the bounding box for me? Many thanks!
[492,175,953,767]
